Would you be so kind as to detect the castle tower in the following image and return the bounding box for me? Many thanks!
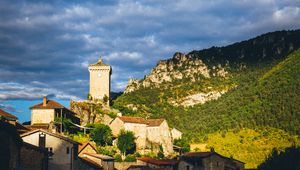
[88,57,112,102]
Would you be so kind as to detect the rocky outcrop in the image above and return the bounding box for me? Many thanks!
[170,90,228,107]
[124,52,229,93]
[70,100,121,125]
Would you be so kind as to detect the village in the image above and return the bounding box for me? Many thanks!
[0,58,245,170]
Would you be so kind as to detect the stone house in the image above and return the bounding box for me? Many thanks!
[29,96,80,132]
[171,128,182,140]
[137,157,178,170]
[109,116,174,155]
[178,151,245,170]
[21,129,81,170]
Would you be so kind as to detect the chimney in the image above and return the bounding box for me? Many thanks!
[39,133,46,149]
[43,96,47,106]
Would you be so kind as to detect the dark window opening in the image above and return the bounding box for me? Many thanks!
[66,147,70,154]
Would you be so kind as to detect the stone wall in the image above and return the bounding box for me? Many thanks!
[22,131,75,170]
[89,65,111,100]
[31,109,54,125]
[115,161,143,170]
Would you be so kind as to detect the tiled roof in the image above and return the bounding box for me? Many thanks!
[181,152,245,164]
[118,116,165,126]
[79,157,102,169]
[0,109,17,120]
[183,152,212,157]
[84,153,114,161]
[138,157,178,166]
[119,116,147,124]
[20,129,80,145]
[30,100,64,109]
[78,142,97,154]
[146,119,165,126]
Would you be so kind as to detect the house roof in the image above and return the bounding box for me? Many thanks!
[146,119,165,126]
[78,142,97,154]
[89,58,110,67]
[181,152,245,164]
[20,129,80,145]
[83,153,114,161]
[0,109,17,120]
[79,157,103,169]
[25,123,50,130]
[119,116,147,124]
[30,100,64,109]
[138,157,178,166]
[118,116,165,126]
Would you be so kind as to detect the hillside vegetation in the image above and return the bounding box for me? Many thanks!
[112,30,300,168]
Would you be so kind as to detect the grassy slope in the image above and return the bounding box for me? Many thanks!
[204,128,300,169]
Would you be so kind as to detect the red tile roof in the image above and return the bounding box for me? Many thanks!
[146,119,165,126]
[118,116,165,126]
[138,157,178,166]
[30,99,64,109]
[119,116,147,124]
[0,109,17,120]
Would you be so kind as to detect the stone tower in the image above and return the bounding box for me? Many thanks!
[88,57,112,102]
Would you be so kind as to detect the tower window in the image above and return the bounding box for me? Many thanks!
[66,147,70,154]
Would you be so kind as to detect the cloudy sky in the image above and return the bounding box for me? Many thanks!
[0,0,300,122]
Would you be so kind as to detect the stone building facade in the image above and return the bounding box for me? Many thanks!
[29,96,80,132]
[21,129,80,170]
[109,116,175,156]
[88,58,112,102]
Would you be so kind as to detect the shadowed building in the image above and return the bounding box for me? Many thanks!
[178,151,245,170]
[88,57,112,103]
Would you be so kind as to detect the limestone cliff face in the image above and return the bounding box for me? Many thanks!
[70,100,121,125]
[124,52,230,107]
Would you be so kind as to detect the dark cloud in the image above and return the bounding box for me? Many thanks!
[0,0,299,101]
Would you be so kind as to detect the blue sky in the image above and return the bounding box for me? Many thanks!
[0,0,300,122]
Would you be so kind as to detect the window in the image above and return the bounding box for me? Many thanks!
[186,165,190,170]
[66,147,70,154]
[47,147,54,158]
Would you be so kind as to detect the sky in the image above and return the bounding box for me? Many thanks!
[0,0,300,122]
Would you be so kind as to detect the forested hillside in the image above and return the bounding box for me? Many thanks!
[112,30,300,168]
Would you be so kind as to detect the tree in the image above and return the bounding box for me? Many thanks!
[90,124,113,146]
[103,95,109,104]
[174,138,190,153]
[117,130,136,156]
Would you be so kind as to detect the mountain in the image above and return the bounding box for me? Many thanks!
[112,30,300,168]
